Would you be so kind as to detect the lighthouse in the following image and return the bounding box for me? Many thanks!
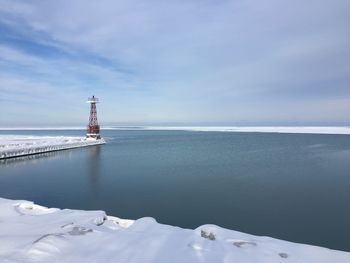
[86,95,101,140]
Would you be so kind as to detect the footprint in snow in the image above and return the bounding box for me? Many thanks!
[279,252,288,259]
[231,240,257,248]
[67,226,93,236]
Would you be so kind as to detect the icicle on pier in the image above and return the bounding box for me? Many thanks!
[0,96,105,160]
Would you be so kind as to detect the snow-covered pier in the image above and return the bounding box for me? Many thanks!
[0,135,105,159]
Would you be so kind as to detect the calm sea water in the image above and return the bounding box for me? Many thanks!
[1,129,350,251]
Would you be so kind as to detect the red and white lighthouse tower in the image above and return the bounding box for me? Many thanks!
[86,95,101,140]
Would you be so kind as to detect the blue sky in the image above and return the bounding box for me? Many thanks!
[0,0,349,127]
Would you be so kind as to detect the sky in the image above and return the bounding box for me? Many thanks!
[0,0,349,127]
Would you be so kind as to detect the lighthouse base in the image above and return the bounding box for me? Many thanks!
[86,133,101,140]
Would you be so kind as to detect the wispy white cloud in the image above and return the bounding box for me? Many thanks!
[0,0,349,126]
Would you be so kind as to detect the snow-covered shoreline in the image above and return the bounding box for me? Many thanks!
[0,135,105,159]
[0,198,349,263]
[1,126,350,134]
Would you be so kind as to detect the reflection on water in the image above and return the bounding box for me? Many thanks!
[0,149,73,168]
[87,146,101,194]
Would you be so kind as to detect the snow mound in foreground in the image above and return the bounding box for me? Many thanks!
[0,198,349,263]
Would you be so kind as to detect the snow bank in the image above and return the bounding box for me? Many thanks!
[0,198,349,263]
[0,135,105,159]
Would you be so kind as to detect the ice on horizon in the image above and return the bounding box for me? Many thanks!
[1,126,350,135]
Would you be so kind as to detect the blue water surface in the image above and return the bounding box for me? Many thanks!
[0,129,350,251]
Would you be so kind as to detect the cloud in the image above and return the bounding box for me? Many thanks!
[0,0,349,126]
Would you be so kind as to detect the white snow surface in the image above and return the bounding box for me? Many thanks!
[1,126,350,134]
[0,198,349,263]
[0,135,105,159]
[140,126,350,134]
